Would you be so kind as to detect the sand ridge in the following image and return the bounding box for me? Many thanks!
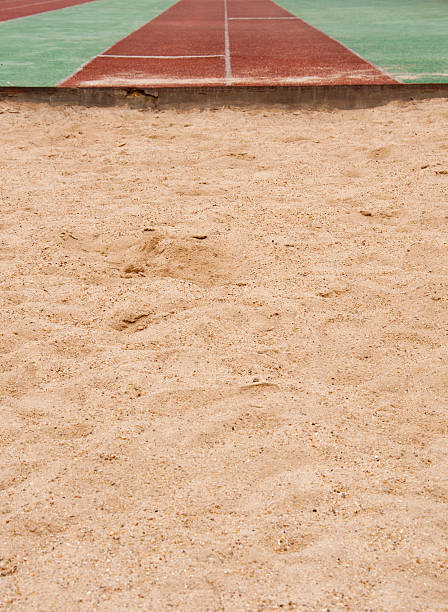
[1,98,448,610]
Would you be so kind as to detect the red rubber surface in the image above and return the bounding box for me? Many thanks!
[62,0,398,87]
[229,16,394,85]
[104,0,225,56]
[228,0,291,18]
[0,0,97,22]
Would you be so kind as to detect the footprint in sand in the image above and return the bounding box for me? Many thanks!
[59,227,239,287]
[118,229,238,287]
[110,304,153,331]
[368,145,397,161]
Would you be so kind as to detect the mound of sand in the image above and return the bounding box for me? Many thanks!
[1,98,448,610]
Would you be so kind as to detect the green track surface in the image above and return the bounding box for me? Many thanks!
[275,0,448,83]
[0,0,178,86]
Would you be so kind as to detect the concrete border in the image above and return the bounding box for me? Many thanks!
[0,84,447,109]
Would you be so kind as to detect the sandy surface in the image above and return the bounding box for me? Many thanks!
[1,98,448,611]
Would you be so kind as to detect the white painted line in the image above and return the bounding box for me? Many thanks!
[75,77,230,86]
[223,0,232,85]
[58,54,96,86]
[229,16,299,20]
[99,54,225,59]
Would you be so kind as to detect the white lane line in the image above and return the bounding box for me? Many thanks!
[99,54,225,59]
[229,16,299,20]
[223,0,232,85]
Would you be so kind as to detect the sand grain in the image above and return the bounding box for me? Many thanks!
[1,99,448,610]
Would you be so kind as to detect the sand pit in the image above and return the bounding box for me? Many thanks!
[1,98,448,610]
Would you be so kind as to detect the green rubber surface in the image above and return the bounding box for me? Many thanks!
[275,0,448,83]
[0,0,179,86]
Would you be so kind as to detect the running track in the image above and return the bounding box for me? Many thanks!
[62,0,398,87]
[0,0,98,22]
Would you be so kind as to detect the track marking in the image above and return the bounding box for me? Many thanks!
[229,17,299,20]
[223,0,232,85]
[99,54,225,59]
[60,0,399,87]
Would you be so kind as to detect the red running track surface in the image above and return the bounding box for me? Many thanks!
[63,0,227,86]
[228,0,395,85]
[0,0,98,22]
[62,0,398,87]
[229,0,291,18]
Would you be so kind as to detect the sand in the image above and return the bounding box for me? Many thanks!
[1,98,448,611]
